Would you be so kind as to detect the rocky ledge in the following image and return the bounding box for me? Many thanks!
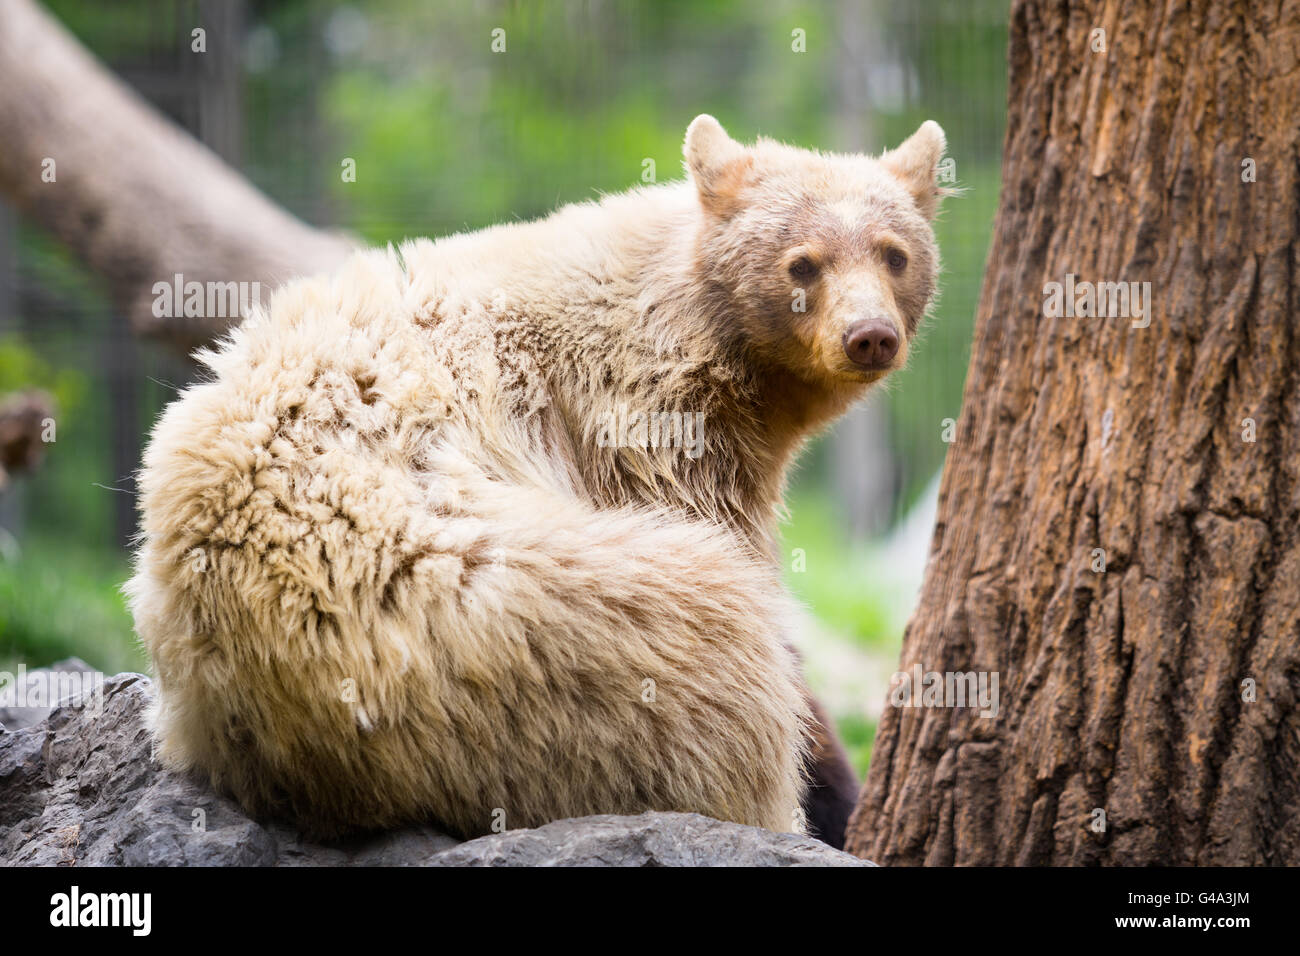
[0,667,869,867]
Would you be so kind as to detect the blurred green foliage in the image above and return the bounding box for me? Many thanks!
[0,338,86,412]
[780,488,925,773]
[783,491,894,649]
[0,537,144,675]
[836,713,877,779]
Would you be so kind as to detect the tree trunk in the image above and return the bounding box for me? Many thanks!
[847,0,1300,865]
[0,0,353,354]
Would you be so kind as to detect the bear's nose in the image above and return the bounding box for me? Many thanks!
[842,319,899,370]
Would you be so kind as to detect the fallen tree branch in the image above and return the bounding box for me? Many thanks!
[0,389,54,487]
[0,0,355,355]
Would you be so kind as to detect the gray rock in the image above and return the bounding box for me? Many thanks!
[0,657,99,731]
[0,673,458,865]
[428,812,872,867]
[0,671,871,867]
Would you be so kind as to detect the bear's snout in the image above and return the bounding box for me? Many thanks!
[842,319,899,370]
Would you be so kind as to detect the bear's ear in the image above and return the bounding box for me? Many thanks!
[684,114,753,216]
[880,120,947,220]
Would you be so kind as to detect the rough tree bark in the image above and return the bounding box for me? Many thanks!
[0,0,353,353]
[847,0,1300,865]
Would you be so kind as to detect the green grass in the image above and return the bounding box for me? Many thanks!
[836,713,878,779]
[780,492,906,652]
[781,491,919,776]
[0,537,144,675]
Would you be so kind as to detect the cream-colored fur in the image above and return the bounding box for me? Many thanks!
[128,116,947,838]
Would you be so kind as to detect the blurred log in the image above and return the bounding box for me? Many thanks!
[0,0,354,355]
[0,389,54,487]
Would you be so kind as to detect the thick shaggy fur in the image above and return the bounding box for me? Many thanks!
[128,116,946,839]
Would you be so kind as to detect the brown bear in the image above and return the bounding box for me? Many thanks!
[127,114,948,844]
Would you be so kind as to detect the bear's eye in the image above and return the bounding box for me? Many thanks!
[789,257,818,280]
[886,249,908,273]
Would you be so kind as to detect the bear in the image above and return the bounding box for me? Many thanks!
[126,114,948,843]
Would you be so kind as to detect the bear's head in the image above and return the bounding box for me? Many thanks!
[684,114,947,390]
